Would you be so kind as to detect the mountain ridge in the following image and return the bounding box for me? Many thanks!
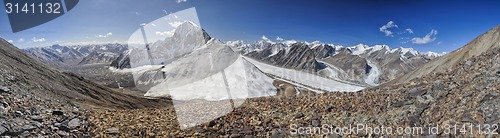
[388,25,500,85]
[229,39,442,86]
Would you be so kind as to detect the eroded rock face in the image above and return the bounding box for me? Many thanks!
[245,41,436,86]
[110,50,131,69]
[247,42,323,72]
[0,38,170,137]
[323,49,370,83]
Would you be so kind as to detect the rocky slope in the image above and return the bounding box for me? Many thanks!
[0,39,169,137]
[390,25,500,84]
[89,28,500,137]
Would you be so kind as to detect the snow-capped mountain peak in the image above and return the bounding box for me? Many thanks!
[371,45,391,51]
[227,36,445,60]
[226,40,245,47]
[391,47,419,57]
[305,41,323,49]
[348,44,369,55]
[172,21,203,37]
[422,51,447,57]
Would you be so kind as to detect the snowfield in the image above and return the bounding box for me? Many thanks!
[146,55,276,100]
[113,41,277,101]
[244,57,365,92]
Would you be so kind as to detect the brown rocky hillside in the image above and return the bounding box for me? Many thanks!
[389,25,500,85]
[0,39,169,137]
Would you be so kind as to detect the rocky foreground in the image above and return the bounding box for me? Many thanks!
[0,85,92,137]
[88,48,500,137]
[0,38,171,137]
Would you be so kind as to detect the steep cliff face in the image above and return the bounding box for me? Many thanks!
[321,48,370,83]
[110,50,132,69]
[351,45,431,84]
[311,44,335,59]
[111,22,212,69]
[253,43,323,72]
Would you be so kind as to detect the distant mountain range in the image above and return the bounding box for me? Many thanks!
[227,39,445,86]
[24,44,127,69]
[22,25,446,88]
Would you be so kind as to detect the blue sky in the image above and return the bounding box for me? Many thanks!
[1,0,500,53]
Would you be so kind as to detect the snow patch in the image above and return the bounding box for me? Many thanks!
[145,56,276,100]
[364,60,380,86]
[423,51,446,57]
[348,44,369,55]
[245,57,365,92]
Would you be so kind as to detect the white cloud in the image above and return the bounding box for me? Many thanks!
[411,29,438,44]
[399,37,411,44]
[406,28,414,34]
[7,40,13,43]
[97,32,113,38]
[169,21,184,28]
[155,30,175,36]
[176,0,187,3]
[261,35,269,41]
[276,36,284,41]
[18,38,25,42]
[32,37,46,42]
[379,21,398,37]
